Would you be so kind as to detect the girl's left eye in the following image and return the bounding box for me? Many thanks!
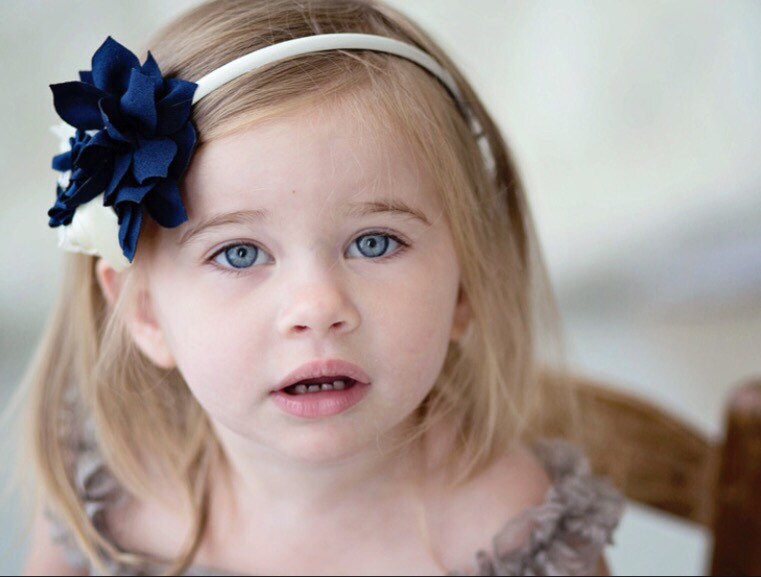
[210,231,410,274]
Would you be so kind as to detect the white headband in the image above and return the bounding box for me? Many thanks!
[50,33,495,271]
[194,33,463,104]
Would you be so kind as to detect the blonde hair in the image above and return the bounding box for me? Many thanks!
[9,0,580,574]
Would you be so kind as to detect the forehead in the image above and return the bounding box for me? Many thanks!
[181,99,438,219]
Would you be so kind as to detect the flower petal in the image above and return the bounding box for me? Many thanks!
[141,52,164,93]
[111,180,155,206]
[76,139,116,175]
[68,166,89,188]
[105,151,133,199]
[98,97,132,143]
[116,202,143,262]
[68,165,113,205]
[79,70,94,84]
[156,78,197,135]
[87,129,121,150]
[48,195,76,226]
[121,68,158,134]
[91,36,140,95]
[52,150,72,172]
[144,180,187,228]
[168,121,197,178]
[58,130,94,169]
[50,81,106,130]
[133,137,177,184]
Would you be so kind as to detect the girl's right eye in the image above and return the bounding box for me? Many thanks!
[212,243,267,271]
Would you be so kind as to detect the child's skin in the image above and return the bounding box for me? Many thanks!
[91,96,611,574]
[143,97,468,499]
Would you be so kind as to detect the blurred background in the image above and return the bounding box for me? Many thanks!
[1,1,759,574]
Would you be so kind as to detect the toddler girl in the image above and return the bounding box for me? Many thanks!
[17,0,625,575]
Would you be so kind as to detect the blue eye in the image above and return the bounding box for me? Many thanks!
[210,231,409,275]
[214,244,265,269]
[348,233,404,259]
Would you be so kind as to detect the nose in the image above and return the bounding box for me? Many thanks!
[276,263,360,339]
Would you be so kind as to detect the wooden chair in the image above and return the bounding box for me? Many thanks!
[538,371,761,576]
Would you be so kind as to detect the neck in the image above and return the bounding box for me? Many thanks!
[209,410,434,526]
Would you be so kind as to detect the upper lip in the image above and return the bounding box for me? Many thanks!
[273,359,371,392]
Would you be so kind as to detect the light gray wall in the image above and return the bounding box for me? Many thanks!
[2,1,760,575]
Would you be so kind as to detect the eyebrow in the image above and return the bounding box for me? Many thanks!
[177,198,431,246]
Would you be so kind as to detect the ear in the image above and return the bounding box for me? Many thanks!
[450,284,471,343]
[95,258,177,370]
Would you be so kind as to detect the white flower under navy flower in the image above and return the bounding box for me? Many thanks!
[48,36,198,262]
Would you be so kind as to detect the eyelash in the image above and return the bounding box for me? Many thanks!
[207,230,411,277]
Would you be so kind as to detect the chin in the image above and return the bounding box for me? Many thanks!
[274,422,381,463]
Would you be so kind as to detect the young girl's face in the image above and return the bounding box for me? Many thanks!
[137,98,469,464]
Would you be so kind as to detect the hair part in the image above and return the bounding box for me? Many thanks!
[9,0,579,574]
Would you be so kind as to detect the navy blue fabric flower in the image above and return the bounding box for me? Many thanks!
[48,36,198,261]
[48,128,99,226]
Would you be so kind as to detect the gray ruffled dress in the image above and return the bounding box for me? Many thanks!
[47,418,626,576]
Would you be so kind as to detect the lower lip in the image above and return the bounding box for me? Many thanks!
[270,382,371,418]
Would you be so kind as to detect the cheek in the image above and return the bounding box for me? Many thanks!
[149,268,267,411]
[365,253,460,400]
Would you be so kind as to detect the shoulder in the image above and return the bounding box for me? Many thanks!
[435,438,626,576]
[47,411,195,571]
[429,441,552,569]
[449,441,553,528]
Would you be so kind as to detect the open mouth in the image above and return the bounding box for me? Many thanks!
[282,377,358,395]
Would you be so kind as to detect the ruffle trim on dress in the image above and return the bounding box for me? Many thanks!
[446,438,626,576]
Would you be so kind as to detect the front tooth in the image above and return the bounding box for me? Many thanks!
[295,384,308,394]
[333,380,346,390]
[307,384,322,393]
